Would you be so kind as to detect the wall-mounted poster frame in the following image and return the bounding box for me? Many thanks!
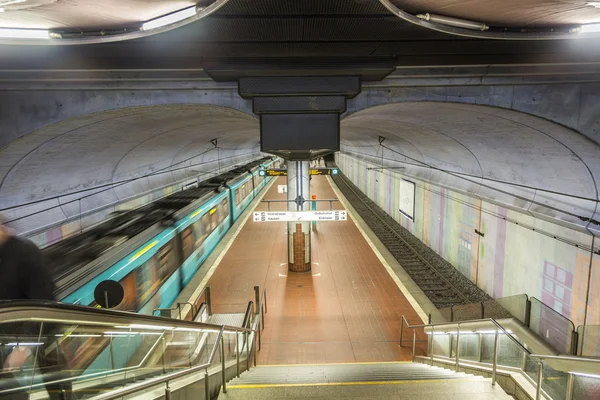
[399,178,415,221]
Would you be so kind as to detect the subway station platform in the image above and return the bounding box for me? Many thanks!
[204,175,427,365]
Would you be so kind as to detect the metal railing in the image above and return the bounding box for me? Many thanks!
[0,301,259,400]
[400,315,600,400]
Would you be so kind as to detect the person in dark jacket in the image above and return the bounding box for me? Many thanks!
[0,216,72,400]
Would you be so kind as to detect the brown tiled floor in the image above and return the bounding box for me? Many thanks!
[206,176,427,364]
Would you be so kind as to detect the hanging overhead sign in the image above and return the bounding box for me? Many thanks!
[259,168,339,177]
[253,210,347,222]
[309,168,339,176]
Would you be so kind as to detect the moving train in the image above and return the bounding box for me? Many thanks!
[43,156,278,315]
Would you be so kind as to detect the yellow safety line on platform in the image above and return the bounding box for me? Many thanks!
[255,360,412,368]
[182,177,278,317]
[327,176,429,324]
[227,377,483,389]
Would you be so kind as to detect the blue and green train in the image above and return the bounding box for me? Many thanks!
[44,156,278,315]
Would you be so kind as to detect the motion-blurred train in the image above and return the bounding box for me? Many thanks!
[43,156,279,315]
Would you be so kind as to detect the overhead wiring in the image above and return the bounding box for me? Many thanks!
[3,148,258,224]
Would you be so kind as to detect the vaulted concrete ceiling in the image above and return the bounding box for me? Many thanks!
[0,0,201,29]
[341,102,600,233]
[1,101,598,236]
[0,104,260,233]
[391,0,600,26]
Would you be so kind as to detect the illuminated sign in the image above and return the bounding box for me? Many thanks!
[260,168,339,177]
[309,168,339,176]
[253,210,347,222]
[263,169,288,176]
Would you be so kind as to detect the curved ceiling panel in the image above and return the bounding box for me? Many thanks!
[391,0,600,27]
[341,102,600,232]
[0,104,260,234]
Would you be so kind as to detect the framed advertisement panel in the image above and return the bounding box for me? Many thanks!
[399,179,415,221]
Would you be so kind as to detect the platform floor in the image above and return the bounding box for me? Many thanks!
[206,176,427,364]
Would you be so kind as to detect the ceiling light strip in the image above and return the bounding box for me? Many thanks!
[142,6,198,31]
[0,27,49,39]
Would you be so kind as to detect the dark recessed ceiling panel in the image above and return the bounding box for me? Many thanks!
[216,0,392,16]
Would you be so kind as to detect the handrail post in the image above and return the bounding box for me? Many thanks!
[258,320,262,350]
[245,331,250,371]
[565,373,575,400]
[477,333,483,362]
[430,326,434,366]
[206,287,212,316]
[535,360,544,400]
[254,286,260,316]
[220,335,226,394]
[492,330,499,386]
[400,316,404,347]
[254,330,258,367]
[204,368,210,400]
[455,324,460,372]
[161,337,167,373]
[412,329,416,362]
[236,332,240,378]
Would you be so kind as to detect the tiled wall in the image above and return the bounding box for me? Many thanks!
[336,152,600,330]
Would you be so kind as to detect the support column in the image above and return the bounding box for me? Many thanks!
[287,161,311,272]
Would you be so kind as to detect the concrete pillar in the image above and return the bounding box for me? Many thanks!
[287,161,311,272]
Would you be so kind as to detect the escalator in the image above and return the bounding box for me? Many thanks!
[0,301,258,400]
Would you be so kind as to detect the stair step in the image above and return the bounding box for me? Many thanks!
[228,363,477,386]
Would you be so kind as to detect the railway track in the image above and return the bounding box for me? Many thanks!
[330,168,490,309]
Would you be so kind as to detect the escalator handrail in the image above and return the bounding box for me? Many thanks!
[0,302,258,400]
[0,300,254,334]
[90,326,228,400]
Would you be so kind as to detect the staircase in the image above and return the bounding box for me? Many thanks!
[219,362,512,399]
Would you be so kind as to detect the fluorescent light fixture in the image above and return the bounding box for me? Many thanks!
[142,6,197,31]
[104,331,162,336]
[586,2,600,7]
[581,23,600,33]
[572,372,600,379]
[0,0,28,5]
[7,342,43,346]
[55,334,102,338]
[115,324,174,330]
[0,28,49,39]
[0,8,4,12]
[416,13,488,31]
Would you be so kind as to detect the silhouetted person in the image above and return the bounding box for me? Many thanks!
[0,215,72,400]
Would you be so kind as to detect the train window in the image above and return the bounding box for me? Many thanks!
[137,256,159,305]
[235,188,240,205]
[157,242,177,282]
[201,213,211,237]
[220,198,229,219]
[192,213,210,246]
[210,211,218,231]
[181,226,195,260]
